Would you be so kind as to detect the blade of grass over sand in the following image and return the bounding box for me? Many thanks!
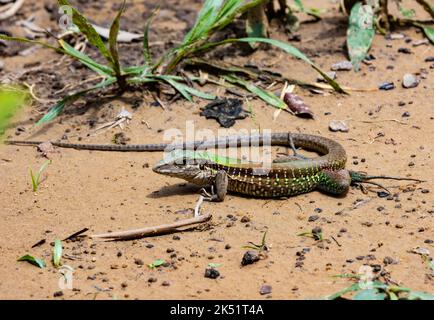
[224,75,287,109]
[0,34,60,52]
[53,239,62,267]
[197,37,345,93]
[59,40,113,76]
[143,6,160,67]
[57,0,115,69]
[17,255,46,269]
[37,77,116,125]
[109,0,126,83]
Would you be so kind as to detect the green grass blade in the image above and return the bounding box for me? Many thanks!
[236,37,345,93]
[294,0,305,12]
[326,283,361,300]
[30,169,37,192]
[18,255,46,268]
[224,75,286,109]
[159,77,192,101]
[57,0,114,69]
[53,239,62,267]
[37,77,116,125]
[143,6,160,67]
[109,0,126,78]
[59,40,113,76]
[0,34,60,52]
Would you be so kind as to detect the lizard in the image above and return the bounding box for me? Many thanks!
[4,132,423,201]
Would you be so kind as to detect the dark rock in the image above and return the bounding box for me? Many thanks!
[204,268,220,279]
[241,251,260,266]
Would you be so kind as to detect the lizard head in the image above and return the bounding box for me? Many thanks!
[152,150,213,185]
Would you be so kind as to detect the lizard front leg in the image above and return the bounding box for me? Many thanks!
[201,170,228,202]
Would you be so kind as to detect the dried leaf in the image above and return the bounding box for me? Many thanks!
[283,91,314,118]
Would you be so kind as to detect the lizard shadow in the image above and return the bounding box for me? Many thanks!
[146,183,202,199]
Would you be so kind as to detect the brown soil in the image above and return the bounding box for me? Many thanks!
[0,1,433,300]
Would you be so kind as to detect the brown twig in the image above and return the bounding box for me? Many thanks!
[91,214,212,241]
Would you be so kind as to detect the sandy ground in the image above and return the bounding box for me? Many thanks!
[0,0,433,299]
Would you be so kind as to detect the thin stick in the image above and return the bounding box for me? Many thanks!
[91,214,212,241]
[194,195,204,218]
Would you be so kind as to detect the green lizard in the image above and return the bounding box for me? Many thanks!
[5,132,422,201]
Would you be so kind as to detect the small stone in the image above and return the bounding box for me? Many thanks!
[424,239,433,244]
[148,277,158,283]
[395,224,404,229]
[308,215,319,222]
[388,33,405,40]
[379,82,395,90]
[383,256,398,265]
[421,189,429,194]
[225,244,231,250]
[402,74,419,88]
[204,268,220,279]
[53,291,64,297]
[162,281,170,287]
[377,191,390,198]
[398,47,412,54]
[402,111,410,118]
[425,56,434,62]
[134,258,144,266]
[166,248,175,253]
[329,120,349,132]
[259,284,272,295]
[241,251,260,266]
[241,216,251,223]
[173,235,181,240]
[331,60,353,71]
[413,39,429,46]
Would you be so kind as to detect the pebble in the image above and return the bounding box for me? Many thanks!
[402,74,419,88]
[398,47,412,54]
[388,33,405,40]
[331,60,353,71]
[162,281,171,287]
[379,82,395,90]
[225,244,231,250]
[424,56,434,62]
[53,291,64,297]
[241,251,260,266]
[204,268,220,279]
[308,215,319,222]
[134,258,144,266]
[259,284,272,295]
[424,239,433,244]
[121,282,128,288]
[148,277,158,283]
[329,120,349,132]
[241,216,251,223]
[383,256,398,265]
[413,39,429,46]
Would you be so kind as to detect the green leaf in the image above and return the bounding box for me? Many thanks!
[156,76,216,101]
[224,75,287,109]
[59,40,113,76]
[407,291,434,300]
[0,34,60,52]
[148,259,166,269]
[18,255,46,268]
[199,37,344,93]
[353,289,387,300]
[294,0,305,12]
[0,86,28,136]
[346,2,375,71]
[53,239,62,267]
[109,0,126,78]
[37,77,116,125]
[57,0,114,68]
[326,283,361,300]
[143,6,159,67]
[421,25,434,44]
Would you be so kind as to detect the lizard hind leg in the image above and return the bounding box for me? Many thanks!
[317,169,351,196]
